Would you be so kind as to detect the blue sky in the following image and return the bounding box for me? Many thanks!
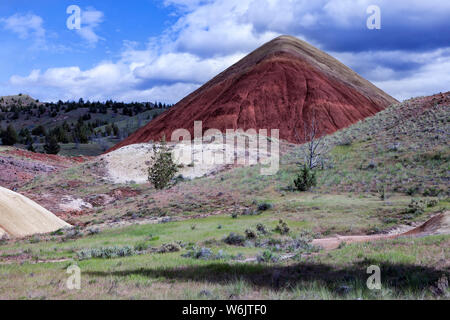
[1,0,449,103]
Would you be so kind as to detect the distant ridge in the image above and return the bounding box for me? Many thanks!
[109,35,397,151]
[0,94,41,107]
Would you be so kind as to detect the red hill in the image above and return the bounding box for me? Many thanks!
[109,35,397,151]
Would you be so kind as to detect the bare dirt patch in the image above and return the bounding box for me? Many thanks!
[0,147,88,189]
[312,212,449,250]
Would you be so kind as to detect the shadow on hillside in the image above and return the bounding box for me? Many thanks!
[86,259,448,294]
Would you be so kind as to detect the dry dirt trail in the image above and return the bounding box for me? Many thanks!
[311,212,450,250]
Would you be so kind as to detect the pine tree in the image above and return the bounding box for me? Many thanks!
[27,143,36,153]
[112,124,119,137]
[43,135,60,155]
[31,125,47,136]
[293,164,317,191]
[1,125,19,146]
[148,137,178,190]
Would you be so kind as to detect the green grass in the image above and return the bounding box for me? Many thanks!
[1,222,448,299]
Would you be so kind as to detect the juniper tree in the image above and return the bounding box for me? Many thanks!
[27,143,36,153]
[148,137,178,189]
[293,164,317,191]
[43,134,60,155]
[1,125,18,146]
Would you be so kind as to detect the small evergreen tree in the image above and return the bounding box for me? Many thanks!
[112,124,119,137]
[31,125,47,136]
[1,125,18,146]
[148,137,178,190]
[294,164,317,191]
[27,143,36,153]
[43,135,60,155]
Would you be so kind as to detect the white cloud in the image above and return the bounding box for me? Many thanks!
[374,56,450,101]
[133,52,245,84]
[76,8,105,45]
[332,48,450,99]
[9,62,135,102]
[6,45,245,103]
[1,13,46,46]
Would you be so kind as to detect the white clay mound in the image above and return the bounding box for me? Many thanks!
[0,186,70,238]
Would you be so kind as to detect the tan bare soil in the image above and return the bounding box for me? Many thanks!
[0,186,71,238]
[312,212,450,250]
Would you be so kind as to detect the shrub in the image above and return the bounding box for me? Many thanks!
[0,234,10,245]
[286,237,321,254]
[63,228,83,240]
[406,186,419,196]
[148,138,178,190]
[77,246,135,260]
[256,223,269,235]
[182,247,243,261]
[337,135,352,146]
[242,208,257,215]
[274,219,290,235]
[423,188,442,197]
[256,250,280,263]
[427,199,439,207]
[134,241,151,251]
[377,184,386,200]
[182,247,213,260]
[223,232,245,246]
[257,202,273,212]
[430,275,449,297]
[293,164,317,191]
[387,143,401,152]
[245,229,257,239]
[86,227,100,235]
[403,199,425,216]
[157,242,181,253]
[51,229,64,236]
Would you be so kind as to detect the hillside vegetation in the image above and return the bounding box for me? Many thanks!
[0,95,171,156]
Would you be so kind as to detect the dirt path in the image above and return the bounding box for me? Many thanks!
[312,212,449,250]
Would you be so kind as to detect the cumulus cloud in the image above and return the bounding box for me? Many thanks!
[1,13,46,46]
[167,0,279,57]
[9,62,135,102]
[373,55,450,101]
[6,45,244,103]
[76,8,105,45]
[133,52,245,84]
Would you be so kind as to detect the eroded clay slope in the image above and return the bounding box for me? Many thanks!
[0,186,70,238]
[110,35,398,151]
